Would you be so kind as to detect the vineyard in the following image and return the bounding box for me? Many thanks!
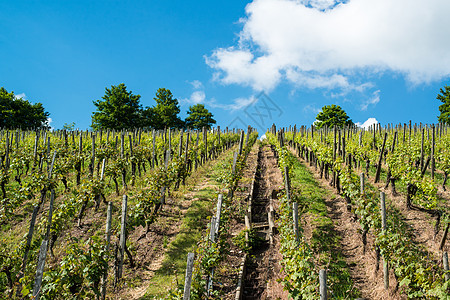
[1,122,450,299]
[0,127,260,299]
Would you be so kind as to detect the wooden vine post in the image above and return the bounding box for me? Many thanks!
[183,252,195,300]
[117,195,128,281]
[33,131,39,170]
[182,131,190,185]
[101,201,113,300]
[90,135,96,176]
[360,173,365,196]
[245,125,251,147]
[431,124,435,180]
[16,205,39,296]
[209,216,217,242]
[129,135,135,183]
[217,126,221,153]
[152,130,157,168]
[360,173,369,252]
[319,269,327,300]
[195,130,199,170]
[215,194,223,236]
[443,252,450,282]
[168,128,172,154]
[238,130,245,156]
[293,202,299,245]
[374,132,387,183]
[420,128,425,171]
[33,189,56,299]
[160,149,170,206]
[440,223,449,250]
[120,133,127,190]
[285,166,291,202]
[206,194,224,295]
[380,192,389,289]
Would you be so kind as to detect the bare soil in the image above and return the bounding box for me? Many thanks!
[213,143,260,298]
[242,145,287,300]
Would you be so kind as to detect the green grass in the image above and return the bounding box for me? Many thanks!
[141,151,236,299]
[142,196,213,298]
[288,151,360,299]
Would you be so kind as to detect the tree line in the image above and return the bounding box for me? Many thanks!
[3,82,450,130]
[0,84,216,130]
[91,84,216,130]
[0,87,49,129]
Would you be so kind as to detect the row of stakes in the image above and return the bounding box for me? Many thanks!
[182,169,450,299]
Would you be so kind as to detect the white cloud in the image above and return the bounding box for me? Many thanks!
[182,81,207,105]
[228,96,257,111]
[46,117,54,130]
[14,93,27,100]
[205,49,281,91]
[209,95,258,111]
[360,90,380,111]
[189,80,203,89]
[207,0,450,91]
[356,117,378,130]
[182,80,257,112]
[185,90,206,105]
[303,104,321,114]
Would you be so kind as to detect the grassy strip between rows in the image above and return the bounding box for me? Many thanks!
[264,138,359,299]
[141,149,238,299]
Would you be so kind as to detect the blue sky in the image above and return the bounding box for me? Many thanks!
[1,0,450,132]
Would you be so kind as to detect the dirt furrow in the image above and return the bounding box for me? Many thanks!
[242,146,287,299]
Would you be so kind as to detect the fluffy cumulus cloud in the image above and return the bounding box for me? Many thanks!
[187,91,206,105]
[356,117,378,130]
[207,0,450,92]
[182,81,206,105]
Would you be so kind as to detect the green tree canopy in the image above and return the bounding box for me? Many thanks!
[62,122,76,131]
[185,104,216,130]
[0,87,49,129]
[438,85,450,125]
[151,88,184,129]
[314,104,353,129]
[91,83,143,130]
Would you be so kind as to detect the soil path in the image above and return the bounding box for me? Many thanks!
[242,145,287,299]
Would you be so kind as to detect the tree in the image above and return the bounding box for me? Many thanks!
[185,104,216,130]
[91,83,143,130]
[0,87,49,129]
[62,122,76,131]
[437,85,450,125]
[314,104,353,129]
[151,88,184,129]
